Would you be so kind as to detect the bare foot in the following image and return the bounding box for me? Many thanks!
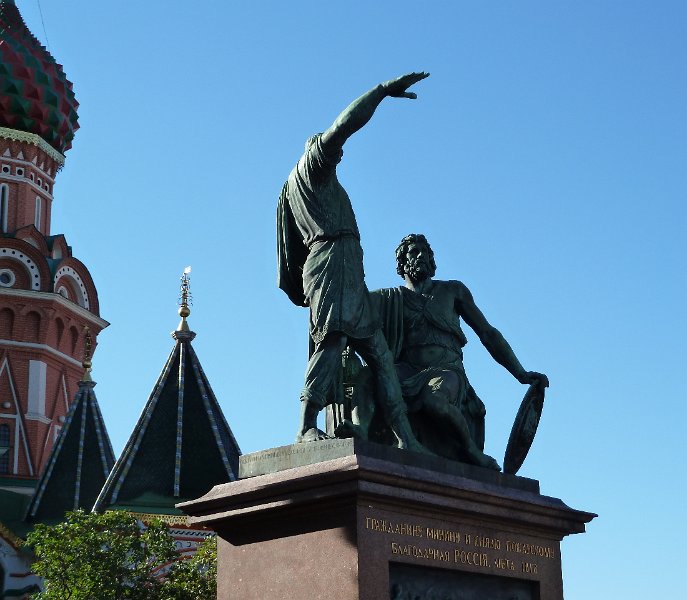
[472,451,501,471]
[295,427,331,443]
[400,439,435,457]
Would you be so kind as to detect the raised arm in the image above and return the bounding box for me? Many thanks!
[455,282,548,387]
[320,72,429,153]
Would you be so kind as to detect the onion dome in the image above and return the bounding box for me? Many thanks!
[0,0,79,154]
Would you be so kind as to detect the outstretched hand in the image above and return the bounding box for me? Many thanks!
[383,72,430,99]
[520,371,550,388]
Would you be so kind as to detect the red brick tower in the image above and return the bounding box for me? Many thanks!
[0,0,107,487]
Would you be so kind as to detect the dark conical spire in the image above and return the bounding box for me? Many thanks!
[25,365,115,523]
[93,271,241,514]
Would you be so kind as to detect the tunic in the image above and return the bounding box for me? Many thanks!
[277,136,377,344]
[370,286,486,445]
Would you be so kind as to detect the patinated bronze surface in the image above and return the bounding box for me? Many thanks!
[277,79,548,471]
[277,74,430,454]
[332,235,548,473]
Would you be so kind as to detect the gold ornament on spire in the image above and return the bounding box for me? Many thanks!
[177,266,192,331]
[81,327,93,382]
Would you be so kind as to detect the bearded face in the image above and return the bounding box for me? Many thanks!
[404,242,432,283]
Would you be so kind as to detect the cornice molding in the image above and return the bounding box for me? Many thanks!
[0,156,56,184]
[0,288,108,328]
[0,126,65,167]
[0,339,82,367]
[124,511,190,526]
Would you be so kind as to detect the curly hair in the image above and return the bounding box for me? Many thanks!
[395,234,437,279]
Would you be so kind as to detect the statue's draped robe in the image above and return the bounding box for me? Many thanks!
[277,136,377,344]
[370,287,486,450]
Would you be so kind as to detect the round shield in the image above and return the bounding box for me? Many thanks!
[503,380,547,475]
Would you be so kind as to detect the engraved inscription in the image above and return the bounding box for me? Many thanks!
[454,550,489,567]
[506,540,556,559]
[522,562,538,574]
[242,441,345,463]
[425,527,461,543]
[391,543,452,563]
[364,513,557,577]
[474,534,501,550]
[366,518,424,538]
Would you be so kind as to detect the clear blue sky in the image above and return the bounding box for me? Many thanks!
[17,1,686,597]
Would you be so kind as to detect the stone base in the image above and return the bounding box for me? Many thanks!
[179,441,595,600]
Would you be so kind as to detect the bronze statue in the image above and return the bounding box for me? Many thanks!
[277,74,430,452]
[393,234,549,468]
[333,234,548,471]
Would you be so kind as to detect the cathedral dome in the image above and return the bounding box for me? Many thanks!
[0,0,79,154]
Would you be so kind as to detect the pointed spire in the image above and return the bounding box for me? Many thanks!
[25,368,115,524]
[94,271,241,515]
[175,266,193,336]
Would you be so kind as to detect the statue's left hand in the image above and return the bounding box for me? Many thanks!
[383,72,430,99]
[520,371,549,388]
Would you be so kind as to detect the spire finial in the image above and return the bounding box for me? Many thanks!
[81,327,93,382]
[177,266,192,332]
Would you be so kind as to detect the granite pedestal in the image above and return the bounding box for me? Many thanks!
[179,439,595,600]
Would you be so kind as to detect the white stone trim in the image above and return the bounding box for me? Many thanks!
[0,340,82,368]
[0,248,41,290]
[0,269,15,288]
[34,196,41,229]
[61,373,69,410]
[54,266,89,309]
[0,536,42,595]
[0,126,65,166]
[0,288,108,328]
[27,360,47,418]
[0,357,34,476]
[0,169,55,196]
[0,154,55,184]
[25,412,52,425]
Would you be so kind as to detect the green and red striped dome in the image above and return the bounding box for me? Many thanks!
[0,0,79,154]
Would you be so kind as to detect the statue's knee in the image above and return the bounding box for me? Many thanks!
[423,395,449,418]
[300,388,326,409]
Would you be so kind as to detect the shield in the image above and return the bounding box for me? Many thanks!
[503,380,547,475]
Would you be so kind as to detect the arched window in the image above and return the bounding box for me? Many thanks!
[0,184,8,232]
[55,317,65,348]
[0,307,14,337]
[26,311,41,343]
[35,196,41,230]
[69,326,79,355]
[0,424,11,474]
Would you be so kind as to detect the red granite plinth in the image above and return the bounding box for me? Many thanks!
[180,445,595,600]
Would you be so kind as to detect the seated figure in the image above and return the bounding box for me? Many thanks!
[330,234,548,471]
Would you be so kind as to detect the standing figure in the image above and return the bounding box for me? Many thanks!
[277,73,429,450]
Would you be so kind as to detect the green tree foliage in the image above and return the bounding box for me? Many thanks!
[24,510,217,600]
[159,536,217,600]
